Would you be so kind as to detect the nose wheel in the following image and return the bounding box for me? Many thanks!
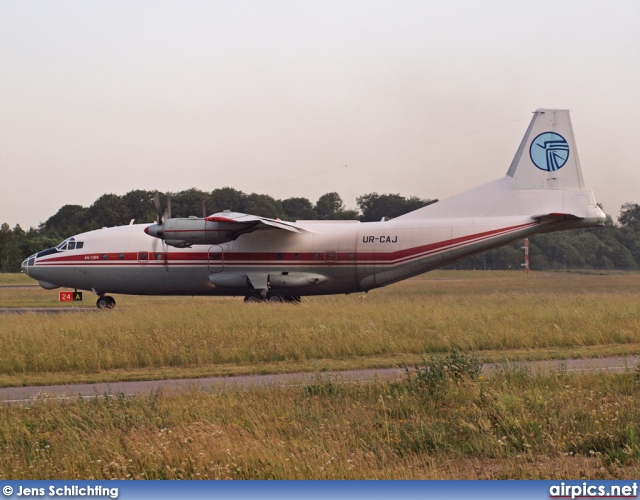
[96,295,116,309]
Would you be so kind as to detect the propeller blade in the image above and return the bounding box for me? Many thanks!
[165,193,172,221]
[154,192,163,223]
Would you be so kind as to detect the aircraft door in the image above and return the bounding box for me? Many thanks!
[208,245,224,273]
[356,228,375,285]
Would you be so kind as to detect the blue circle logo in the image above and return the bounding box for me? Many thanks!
[529,132,569,171]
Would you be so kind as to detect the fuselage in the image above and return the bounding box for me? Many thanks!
[21,109,608,303]
[21,215,593,297]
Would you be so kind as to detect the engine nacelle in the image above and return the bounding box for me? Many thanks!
[145,218,257,247]
[268,272,329,288]
[208,274,251,289]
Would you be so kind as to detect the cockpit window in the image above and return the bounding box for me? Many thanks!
[55,238,83,251]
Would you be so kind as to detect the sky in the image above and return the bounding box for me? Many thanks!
[1,0,639,228]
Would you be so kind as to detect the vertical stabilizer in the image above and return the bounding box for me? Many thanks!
[506,109,584,190]
[397,108,604,222]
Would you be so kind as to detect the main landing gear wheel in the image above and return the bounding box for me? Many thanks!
[267,293,285,304]
[243,292,301,304]
[96,295,116,310]
[243,293,262,304]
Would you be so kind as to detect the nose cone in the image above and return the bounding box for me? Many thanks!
[145,223,164,238]
[21,254,37,276]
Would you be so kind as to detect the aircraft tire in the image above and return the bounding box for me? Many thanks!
[267,293,285,304]
[244,294,262,304]
[96,296,116,310]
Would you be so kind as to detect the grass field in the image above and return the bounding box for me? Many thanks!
[0,271,639,387]
[1,270,640,479]
[0,368,638,479]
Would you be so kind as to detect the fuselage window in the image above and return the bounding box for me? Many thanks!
[68,242,76,250]
[139,252,148,261]
[76,242,84,249]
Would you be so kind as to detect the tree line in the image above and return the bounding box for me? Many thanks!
[1,187,639,273]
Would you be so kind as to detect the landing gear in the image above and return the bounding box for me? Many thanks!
[267,292,285,303]
[243,292,301,304]
[96,295,116,310]
[243,293,262,304]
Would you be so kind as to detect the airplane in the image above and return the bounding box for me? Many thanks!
[22,109,606,309]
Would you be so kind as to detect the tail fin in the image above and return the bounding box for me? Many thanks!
[397,109,605,223]
[507,109,584,190]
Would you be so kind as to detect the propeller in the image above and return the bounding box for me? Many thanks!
[154,192,162,223]
[152,192,172,272]
[154,192,172,223]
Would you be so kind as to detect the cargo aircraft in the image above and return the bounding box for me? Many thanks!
[22,109,606,308]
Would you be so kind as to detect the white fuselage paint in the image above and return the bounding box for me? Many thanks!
[23,215,588,297]
[22,110,608,299]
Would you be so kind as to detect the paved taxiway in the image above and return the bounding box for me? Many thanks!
[1,356,637,405]
[0,307,93,314]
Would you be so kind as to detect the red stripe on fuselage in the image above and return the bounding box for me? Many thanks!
[35,222,537,268]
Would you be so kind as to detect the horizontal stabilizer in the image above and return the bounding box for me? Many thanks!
[532,212,584,222]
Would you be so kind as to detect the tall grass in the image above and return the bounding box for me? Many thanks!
[0,369,638,479]
[1,273,639,378]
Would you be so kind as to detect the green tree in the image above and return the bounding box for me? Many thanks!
[0,224,26,272]
[281,197,317,221]
[122,190,157,223]
[211,187,247,213]
[171,188,214,218]
[356,193,437,222]
[41,204,89,237]
[313,192,359,220]
[244,194,285,219]
[619,203,640,228]
[86,194,132,229]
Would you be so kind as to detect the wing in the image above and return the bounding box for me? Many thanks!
[205,212,307,233]
[146,211,310,247]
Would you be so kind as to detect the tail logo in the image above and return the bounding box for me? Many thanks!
[530,132,569,171]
